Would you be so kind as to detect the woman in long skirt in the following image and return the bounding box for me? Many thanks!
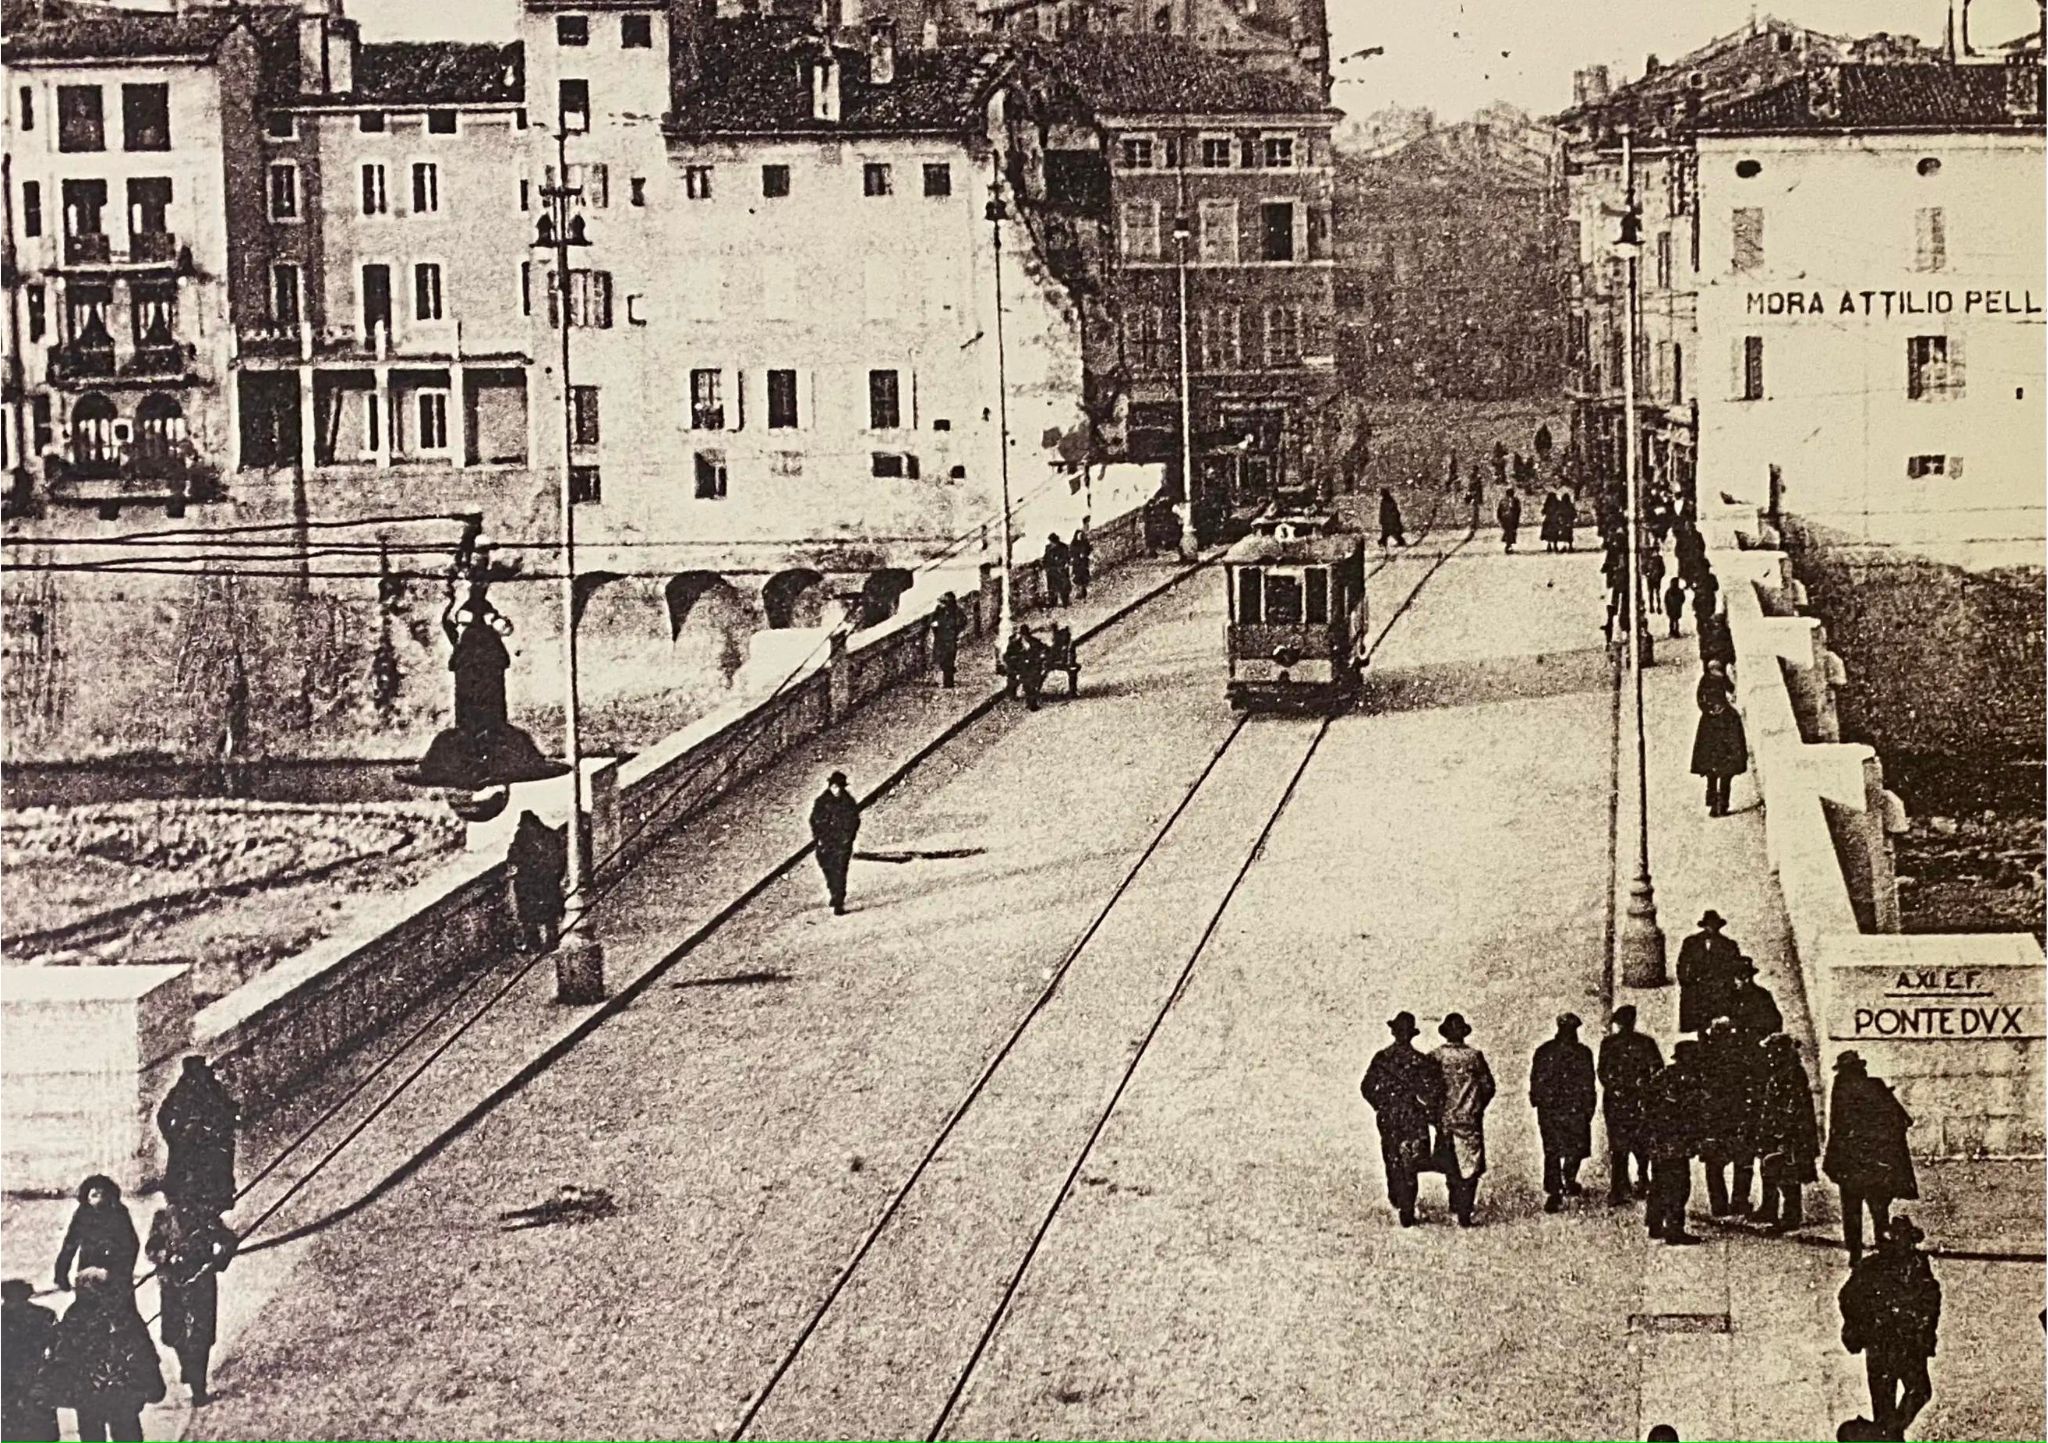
[1691,661,1748,816]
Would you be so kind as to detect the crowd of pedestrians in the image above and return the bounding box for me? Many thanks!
[2,1058,241,1441]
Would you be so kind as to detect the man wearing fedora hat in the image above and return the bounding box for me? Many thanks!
[1430,1013,1496,1227]
[1824,1052,1919,1266]
[1725,956,1783,1040]
[1360,1012,1445,1227]
[1839,1214,1942,1440]
[1598,1005,1664,1205]
[808,771,862,915]
[1676,910,1742,1035]
[1529,1014,1596,1213]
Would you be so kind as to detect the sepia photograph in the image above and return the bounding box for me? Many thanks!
[0,1,2042,1439]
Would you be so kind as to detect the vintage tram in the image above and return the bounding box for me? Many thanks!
[1222,511,1370,712]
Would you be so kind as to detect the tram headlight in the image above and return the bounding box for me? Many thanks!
[1274,645,1302,668]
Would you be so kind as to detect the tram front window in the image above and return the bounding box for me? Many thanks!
[1237,567,1263,623]
[1265,573,1304,625]
[1305,569,1329,624]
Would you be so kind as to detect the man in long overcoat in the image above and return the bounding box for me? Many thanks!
[506,810,566,955]
[1839,1215,1941,1440]
[808,771,861,916]
[1360,1011,1445,1228]
[1754,1033,1820,1232]
[1042,534,1071,607]
[1430,1013,1496,1227]
[1598,1005,1664,1204]
[1643,1043,1705,1244]
[1496,489,1522,553]
[1698,1017,1760,1216]
[1530,1013,1596,1212]
[1824,1052,1920,1265]
[1725,957,1784,1039]
[1676,909,1741,1034]
[143,1202,236,1406]
[930,593,964,689]
[157,1058,238,1215]
[1378,489,1408,549]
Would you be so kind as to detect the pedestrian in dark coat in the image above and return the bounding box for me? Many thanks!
[1676,909,1742,1035]
[1430,1013,1495,1227]
[1839,1216,1941,1440]
[1691,566,1721,631]
[52,1179,138,1296]
[1491,441,1509,491]
[1643,1043,1705,1244]
[1496,489,1522,553]
[808,771,861,915]
[1529,1013,1596,1211]
[1359,1011,1445,1227]
[157,1057,238,1214]
[1042,534,1072,607]
[2,1278,59,1443]
[1664,576,1687,639]
[1754,1034,1820,1232]
[1559,491,1579,550]
[1698,1017,1760,1216]
[505,811,566,956]
[1378,489,1408,549]
[1069,528,1092,600]
[1824,1052,1920,1266]
[1004,626,1048,711]
[930,592,964,689]
[1598,1005,1664,1204]
[143,1204,235,1407]
[42,1272,163,1443]
[1692,663,1748,816]
[1643,543,1667,601]
[1725,957,1783,1039]
[1540,491,1562,551]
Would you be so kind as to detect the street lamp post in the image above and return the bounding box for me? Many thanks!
[1615,127,1668,989]
[1173,212,1196,555]
[986,175,1017,658]
[534,124,603,1002]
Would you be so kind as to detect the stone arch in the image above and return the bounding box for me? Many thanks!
[666,570,753,685]
[762,568,827,630]
[857,567,915,629]
[664,571,726,639]
[70,392,118,466]
[133,391,186,463]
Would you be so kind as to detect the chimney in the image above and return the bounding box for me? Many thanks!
[812,49,842,122]
[1573,65,1611,107]
[1643,53,1662,77]
[326,18,357,95]
[868,17,896,84]
[670,0,714,104]
[2006,62,2045,121]
[297,5,327,94]
[1808,64,1842,121]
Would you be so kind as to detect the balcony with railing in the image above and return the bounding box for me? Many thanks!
[56,230,185,271]
[47,338,200,389]
[63,232,112,266]
[44,441,222,512]
[234,318,531,367]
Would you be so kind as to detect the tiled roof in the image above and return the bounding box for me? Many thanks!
[1017,35,1330,118]
[668,18,1007,136]
[352,42,525,107]
[1,0,296,65]
[1551,19,1847,132]
[1699,62,2046,133]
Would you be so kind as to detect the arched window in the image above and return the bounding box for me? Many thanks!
[134,392,186,462]
[70,393,118,465]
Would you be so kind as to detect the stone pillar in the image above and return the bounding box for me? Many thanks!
[826,626,852,723]
[1861,752,1904,933]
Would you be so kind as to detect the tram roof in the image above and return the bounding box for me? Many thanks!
[1223,533,1364,566]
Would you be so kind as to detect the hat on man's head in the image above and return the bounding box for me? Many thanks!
[1733,956,1758,978]
[1699,909,1727,928]
[1612,1004,1638,1027]
[1557,1012,1582,1031]
[1835,1050,1867,1073]
[1388,1011,1419,1039]
[1439,1012,1472,1041]
[827,771,848,786]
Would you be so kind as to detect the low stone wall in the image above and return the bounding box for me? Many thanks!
[1702,497,2045,1161]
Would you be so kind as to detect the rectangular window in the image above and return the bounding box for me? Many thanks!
[25,285,46,342]
[520,260,532,316]
[568,269,611,328]
[361,163,388,215]
[1236,568,1263,623]
[1906,454,1946,479]
[1201,305,1241,370]
[1261,135,1295,168]
[570,464,602,503]
[126,177,170,239]
[18,87,32,132]
[571,385,600,447]
[1305,569,1329,625]
[1655,231,1673,289]
[361,262,393,336]
[1119,136,1153,169]
[1906,334,1963,399]
[416,391,450,451]
[557,15,590,45]
[762,164,791,197]
[622,13,653,47]
[561,162,608,208]
[271,264,301,326]
[922,162,952,197]
[767,368,799,429]
[56,85,104,152]
[428,111,457,135]
[411,162,439,214]
[265,111,295,140]
[1731,207,1764,273]
[268,163,299,220]
[685,165,714,200]
[22,181,41,238]
[872,452,919,479]
[625,176,643,206]
[359,110,385,133]
[1260,202,1296,262]
[1126,305,1167,373]
[1201,136,1233,169]
[560,79,590,134]
[863,162,893,196]
[1914,207,1946,273]
[694,450,728,499]
[1121,200,1160,260]
[1265,305,1302,366]
[1198,199,1238,265]
[868,368,901,430]
[1739,335,1765,400]
[121,84,170,151]
[690,368,725,430]
[413,262,443,321]
[771,451,803,478]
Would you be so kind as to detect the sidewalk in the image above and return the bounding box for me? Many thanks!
[0,547,1209,1443]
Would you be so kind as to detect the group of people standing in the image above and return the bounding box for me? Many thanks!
[1040,528,1092,609]
[3,1058,241,1442]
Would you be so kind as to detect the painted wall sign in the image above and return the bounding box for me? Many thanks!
[1744,288,2044,318]
[1829,961,2047,1042]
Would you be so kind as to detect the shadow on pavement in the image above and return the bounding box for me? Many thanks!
[1365,644,1615,717]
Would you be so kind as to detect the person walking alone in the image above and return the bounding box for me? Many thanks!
[1069,526,1092,601]
[1430,1013,1496,1227]
[808,771,861,916]
[1664,575,1687,640]
[1360,1011,1444,1228]
[1839,1216,1941,1441]
[1753,1034,1820,1233]
[1530,1013,1596,1212]
[157,1057,238,1216]
[1598,1005,1664,1205]
[1676,909,1742,1035]
[1692,661,1749,817]
[1496,489,1522,554]
[1378,488,1408,550]
[143,1201,235,1407]
[1824,1052,1919,1266]
[506,810,567,956]
[930,592,964,689]
[1042,533,1072,608]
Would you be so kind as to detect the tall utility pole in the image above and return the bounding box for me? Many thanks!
[1173,211,1196,555]
[535,122,600,1001]
[1616,127,1667,989]
[986,174,1017,657]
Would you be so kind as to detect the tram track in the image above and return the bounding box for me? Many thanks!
[731,514,1477,1440]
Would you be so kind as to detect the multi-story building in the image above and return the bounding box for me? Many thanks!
[1335,108,1567,401]
[2,0,299,517]
[976,0,1330,91]
[1692,60,2046,562]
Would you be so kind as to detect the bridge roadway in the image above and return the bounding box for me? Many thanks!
[185,530,1805,1440]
